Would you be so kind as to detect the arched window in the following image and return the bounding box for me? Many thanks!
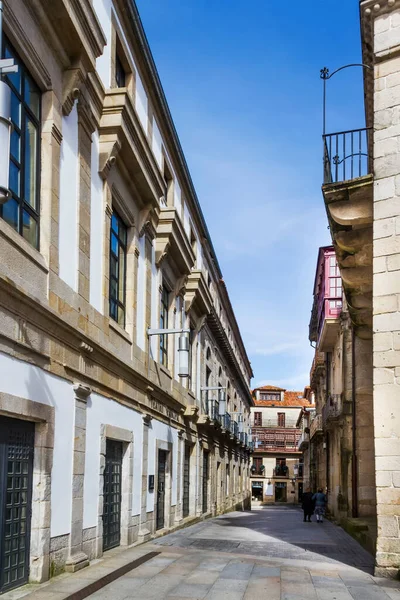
[206,347,211,361]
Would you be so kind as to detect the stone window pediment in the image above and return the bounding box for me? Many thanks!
[155,208,196,275]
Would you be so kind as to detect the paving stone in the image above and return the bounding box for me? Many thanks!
[219,561,254,580]
[168,582,212,598]
[348,586,392,599]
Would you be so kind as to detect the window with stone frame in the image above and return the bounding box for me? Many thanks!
[277,412,286,427]
[254,412,262,426]
[109,210,127,327]
[2,40,41,248]
[159,285,169,366]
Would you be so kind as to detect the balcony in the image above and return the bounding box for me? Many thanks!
[251,466,265,476]
[298,431,310,451]
[322,128,373,339]
[240,432,248,446]
[273,465,289,477]
[310,352,325,387]
[322,394,351,427]
[230,420,239,439]
[253,418,298,429]
[323,127,372,185]
[252,427,301,453]
[222,412,231,432]
[310,414,323,439]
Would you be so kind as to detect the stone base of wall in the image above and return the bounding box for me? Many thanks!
[49,534,70,578]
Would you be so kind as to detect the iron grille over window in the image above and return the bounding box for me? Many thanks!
[2,41,41,248]
[159,286,169,366]
[109,211,127,327]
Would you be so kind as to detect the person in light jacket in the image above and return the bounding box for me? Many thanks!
[312,488,327,523]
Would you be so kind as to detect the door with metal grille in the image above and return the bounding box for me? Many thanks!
[182,445,190,518]
[156,450,167,530]
[103,440,122,551]
[202,451,209,513]
[0,417,34,594]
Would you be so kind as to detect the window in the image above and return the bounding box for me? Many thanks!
[2,41,40,248]
[254,412,262,426]
[277,413,286,427]
[109,211,127,326]
[159,286,169,366]
[206,347,211,361]
[163,160,174,206]
[115,53,126,88]
[260,392,280,401]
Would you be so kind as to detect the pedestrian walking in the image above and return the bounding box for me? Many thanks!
[301,488,314,522]
[312,488,327,523]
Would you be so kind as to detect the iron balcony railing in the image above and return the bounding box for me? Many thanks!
[253,418,298,429]
[310,414,323,439]
[230,420,239,438]
[274,465,289,477]
[207,399,222,426]
[323,127,372,184]
[222,412,231,432]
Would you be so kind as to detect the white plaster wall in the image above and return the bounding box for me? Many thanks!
[152,117,163,169]
[90,130,104,313]
[174,180,182,214]
[146,420,178,512]
[135,71,148,132]
[59,102,79,291]
[183,202,190,236]
[0,353,74,537]
[252,406,300,425]
[150,244,159,359]
[136,235,146,350]
[93,0,112,88]
[83,393,143,528]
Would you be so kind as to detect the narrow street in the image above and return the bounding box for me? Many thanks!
[9,506,400,600]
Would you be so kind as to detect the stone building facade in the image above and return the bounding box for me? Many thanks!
[250,386,309,505]
[0,0,253,593]
[304,0,400,577]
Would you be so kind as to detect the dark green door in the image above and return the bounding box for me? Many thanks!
[0,417,34,594]
[182,445,190,518]
[103,440,122,551]
[156,450,167,530]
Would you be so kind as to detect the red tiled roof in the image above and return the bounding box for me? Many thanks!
[253,389,311,407]
[253,385,285,391]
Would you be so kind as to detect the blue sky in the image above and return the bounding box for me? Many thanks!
[136,0,365,390]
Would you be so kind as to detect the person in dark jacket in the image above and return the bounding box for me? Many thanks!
[312,488,327,523]
[301,488,314,522]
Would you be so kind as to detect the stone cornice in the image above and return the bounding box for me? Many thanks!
[28,0,106,70]
[155,208,196,275]
[184,270,213,316]
[99,89,164,206]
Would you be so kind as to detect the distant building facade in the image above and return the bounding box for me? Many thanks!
[250,386,310,504]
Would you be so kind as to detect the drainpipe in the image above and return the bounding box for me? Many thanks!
[351,326,358,518]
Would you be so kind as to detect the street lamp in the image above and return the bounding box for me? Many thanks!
[0,2,19,203]
[147,327,190,378]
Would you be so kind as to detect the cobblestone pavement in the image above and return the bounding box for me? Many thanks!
[87,506,399,600]
[4,506,400,600]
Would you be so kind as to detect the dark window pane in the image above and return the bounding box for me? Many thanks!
[24,118,37,208]
[22,210,38,247]
[110,255,118,280]
[24,75,40,118]
[111,232,118,256]
[2,198,19,231]
[11,130,20,162]
[110,300,117,321]
[111,213,118,233]
[9,162,20,196]
[10,92,21,129]
[4,47,21,92]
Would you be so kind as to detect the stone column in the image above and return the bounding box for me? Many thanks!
[138,414,152,542]
[65,384,91,573]
[77,96,96,302]
[366,2,400,575]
